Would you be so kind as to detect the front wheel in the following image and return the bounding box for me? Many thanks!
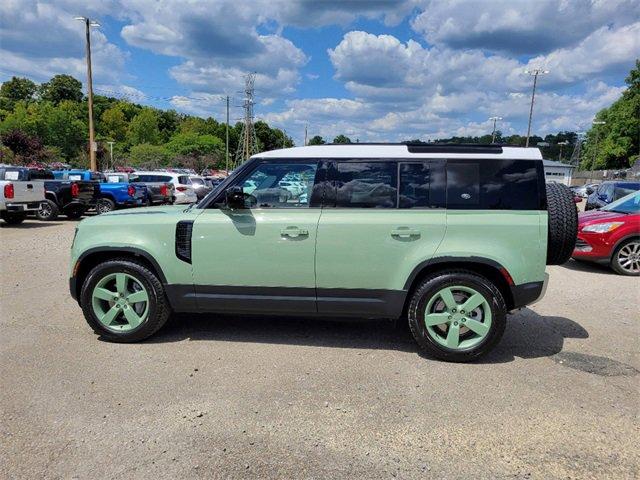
[80,258,171,342]
[611,238,640,276]
[96,198,115,214]
[407,270,506,362]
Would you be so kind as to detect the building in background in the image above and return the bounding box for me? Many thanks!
[543,159,575,186]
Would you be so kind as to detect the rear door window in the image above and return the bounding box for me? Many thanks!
[399,161,446,208]
[333,161,397,208]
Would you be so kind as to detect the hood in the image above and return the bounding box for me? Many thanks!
[105,204,189,216]
[578,209,627,226]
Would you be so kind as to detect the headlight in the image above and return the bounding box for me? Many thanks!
[582,222,623,233]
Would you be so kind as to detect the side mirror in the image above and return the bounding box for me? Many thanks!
[585,187,594,195]
[225,186,246,209]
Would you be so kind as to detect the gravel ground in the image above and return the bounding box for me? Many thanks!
[1,217,638,479]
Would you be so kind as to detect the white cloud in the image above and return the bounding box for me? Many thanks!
[411,0,639,54]
[0,0,129,84]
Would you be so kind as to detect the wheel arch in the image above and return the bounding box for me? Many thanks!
[611,234,640,257]
[402,257,516,312]
[72,247,168,302]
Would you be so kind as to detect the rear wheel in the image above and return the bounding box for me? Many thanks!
[408,271,506,362]
[0,211,26,224]
[80,258,171,342]
[611,238,640,276]
[36,199,59,221]
[96,198,115,214]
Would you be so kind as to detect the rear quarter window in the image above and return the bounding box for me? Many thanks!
[178,175,191,185]
[447,159,542,210]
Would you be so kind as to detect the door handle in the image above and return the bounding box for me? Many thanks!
[391,227,420,238]
[281,226,309,238]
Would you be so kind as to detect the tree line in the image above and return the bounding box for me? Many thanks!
[0,74,293,171]
[1,61,637,171]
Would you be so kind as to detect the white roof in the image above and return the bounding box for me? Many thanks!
[542,159,575,169]
[255,144,543,160]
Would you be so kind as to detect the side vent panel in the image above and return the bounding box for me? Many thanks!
[175,220,194,264]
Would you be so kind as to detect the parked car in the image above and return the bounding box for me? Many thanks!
[133,171,197,204]
[53,170,147,214]
[107,172,175,206]
[189,175,213,200]
[1,167,98,220]
[0,165,46,224]
[69,143,578,362]
[585,181,640,210]
[572,183,598,198]
[573,190,640,276]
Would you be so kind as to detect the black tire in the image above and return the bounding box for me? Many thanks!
[96,198,116,214]
[65,207,85,220]
[610,238,640,276]
[36,199,59,221]
[546,182,578,265]
[407,270,506,362]
[1,211,26,225]
[80,258,171,342]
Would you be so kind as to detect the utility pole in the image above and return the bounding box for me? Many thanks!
[107,141,115,170]
[592,120,606,170]
[524,68,549,147]
[225,95,230,173]
[304,124,308,146]
[489,116,502,143]
[75,16,100,171]
[557,140,569,162]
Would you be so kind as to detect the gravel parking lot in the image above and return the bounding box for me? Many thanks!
[1,218,638,479]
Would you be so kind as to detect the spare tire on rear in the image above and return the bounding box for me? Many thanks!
[546,182,578,265]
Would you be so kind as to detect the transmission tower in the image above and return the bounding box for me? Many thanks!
[233,73,259,169]
[569,132,585,166]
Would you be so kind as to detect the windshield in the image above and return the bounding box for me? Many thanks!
[602,190,640,214]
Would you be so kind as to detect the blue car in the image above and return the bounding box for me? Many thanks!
[52,170,148,214]
[585,181,640,211]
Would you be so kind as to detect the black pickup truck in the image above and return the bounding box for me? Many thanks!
[2,167,100,220]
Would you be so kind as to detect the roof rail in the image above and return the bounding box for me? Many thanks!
[322,142,505,154]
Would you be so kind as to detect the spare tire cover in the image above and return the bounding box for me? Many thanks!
[546,182,578,265]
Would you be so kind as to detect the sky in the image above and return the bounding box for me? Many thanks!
[1,0,639,145]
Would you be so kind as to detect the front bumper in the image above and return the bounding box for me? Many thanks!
[5,201,42,212]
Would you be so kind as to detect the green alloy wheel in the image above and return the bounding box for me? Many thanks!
[424,285,492,350]
[408,271,506,362]
[80,258,171,342]
[92,273,149,331]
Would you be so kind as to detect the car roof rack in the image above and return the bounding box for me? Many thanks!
[322,142,505,154]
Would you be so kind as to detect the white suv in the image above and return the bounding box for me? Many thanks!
[133,171,197,204]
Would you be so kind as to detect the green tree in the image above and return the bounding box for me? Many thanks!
[308,135,325,145]
[129,143,170,168]
[1,77,37,102]
[39,74,83,104]
[127,108,161,145]
[582,60,640,170]
[101,104,128,142]
[332,134,352,144]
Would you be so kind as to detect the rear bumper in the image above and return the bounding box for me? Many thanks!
[5,201,42,212]
[509,274,547,309]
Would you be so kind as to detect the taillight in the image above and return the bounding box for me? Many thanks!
[128,185,135,197]
[4,183,14,199]
[176,186,187,192]
[71,183,79,197]
[160,184,168,196]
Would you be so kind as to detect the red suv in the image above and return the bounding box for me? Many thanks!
[573,191,640,275]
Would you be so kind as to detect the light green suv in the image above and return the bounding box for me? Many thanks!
[70,144,577,361]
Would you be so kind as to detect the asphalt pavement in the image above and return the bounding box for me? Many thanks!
[1,218,638,479]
